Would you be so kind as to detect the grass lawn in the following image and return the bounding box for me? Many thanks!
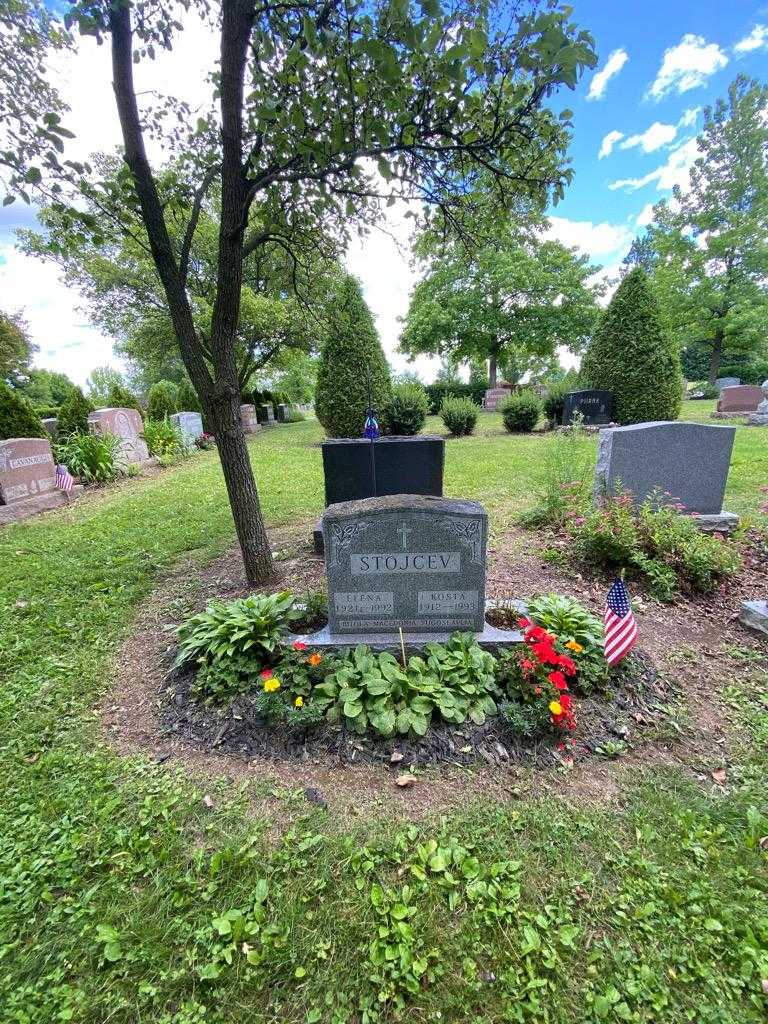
[1,406,767,1023]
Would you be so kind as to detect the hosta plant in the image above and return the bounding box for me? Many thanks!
[525,593,609,694]
[54,431,121,484]
[173,591,296,671]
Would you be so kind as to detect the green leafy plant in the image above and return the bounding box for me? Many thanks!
[54,431,121,484]
[542,382,571,425]
[569,490,741,600]
[312,635,499,738]
[173,592,296,672]
[142,418,188,459]
[519,421,593,528]
[525,593,608,694]
[440,396,479,437]
[383,382,429,435]
[500,390,541,433]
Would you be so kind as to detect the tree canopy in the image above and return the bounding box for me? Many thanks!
[635,76,768,384]
[0,310,36,385]
[8,0,596,583]
[400,209,601,386]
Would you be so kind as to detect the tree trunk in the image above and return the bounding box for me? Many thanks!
[708,336,723,385]
[488,353,497,389]
[210,395,275,585]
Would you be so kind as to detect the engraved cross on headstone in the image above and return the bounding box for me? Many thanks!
[397,521,412,550]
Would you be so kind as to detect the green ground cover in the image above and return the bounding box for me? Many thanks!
[0,406,766,1023]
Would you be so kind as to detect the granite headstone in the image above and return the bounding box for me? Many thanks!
[595,421,735,515]
[739,600,768,637]
[277,403,290,423]
[483,386,513,410]
[240,404,260,434]
[88,408,149,466]
[170,411,203,442]
[0,437,57,505]
[715,376,740,392]
[259,403,275,426]
[747,380,768,426]
[716,385,763,414]
[562,390,613,426]
[322,494,487,635]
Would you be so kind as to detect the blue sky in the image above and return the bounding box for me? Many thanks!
[1,1,766,384]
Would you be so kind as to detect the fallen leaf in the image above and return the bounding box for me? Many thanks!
[395,774,417,789]
[758,836,768,852]
[14,600,28,609]
[202,794,215,808]
[390,751,404,764]
[711,768,727,785]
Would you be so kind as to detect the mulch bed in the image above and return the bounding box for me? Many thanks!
[101,521,767,820]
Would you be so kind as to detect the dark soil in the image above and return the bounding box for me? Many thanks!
[160,650,668,769]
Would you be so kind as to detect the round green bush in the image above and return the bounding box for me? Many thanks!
[500,391,541,433]
[315,275,391,437]
[542,383,570,424]
[383,382,429,435]
[57,387,94,437]
[440,396,478,437]
[581,267,682,425]
[0,382,47,440]
[147,380,180,421]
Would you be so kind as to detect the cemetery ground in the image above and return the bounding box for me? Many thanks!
[1,402,767,1022]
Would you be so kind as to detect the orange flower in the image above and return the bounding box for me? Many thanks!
[308,652,322,667]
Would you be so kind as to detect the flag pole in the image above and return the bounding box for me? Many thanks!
[365,363,378,496]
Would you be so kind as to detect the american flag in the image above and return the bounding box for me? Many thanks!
[55,463,74,494]
[604,578,638,666]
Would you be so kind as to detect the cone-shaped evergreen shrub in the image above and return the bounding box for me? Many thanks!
[177,378,202,413]
[106,382,144,418]
[147,380,180,421]
[57,387,94,437]
[581,268,682,424]
[315,275,391,437]
[0,382,46,440]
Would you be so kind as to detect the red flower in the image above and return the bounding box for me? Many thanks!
[534,686,543,695]
[525,625,548,644]
[548,671,568,691]
[532,642,560,665]
[557,654,577,676]
[259,668,273,680]
[521,658,536,674]
[559,693,572,711]
[292,641,307,651]
[517,616,531,628]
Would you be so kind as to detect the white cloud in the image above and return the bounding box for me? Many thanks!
[0,243,120,386]
[598,130,624,159]
[635,203,656,227]
[734,24,768,53]
[609,137,700,193]
[678,107,700,128]
[620,121,678,154]
[648,34,728,99]
[545,217,634,262]
[587,48,629,101]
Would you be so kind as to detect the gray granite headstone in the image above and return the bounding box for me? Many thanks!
[277,403,290,422]
[170,411,203,442]
[260,403,275,425]
[748,380,768,426]
[322,494,487,635]
[595,421,736,515]
[739,600,768,637]
[715,377,740,392]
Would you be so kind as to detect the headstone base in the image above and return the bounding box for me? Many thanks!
[747,414,768,427]
[0,485,84,526]
[288,599,525,653]
[739,600,768,637]
[694,511,739,535]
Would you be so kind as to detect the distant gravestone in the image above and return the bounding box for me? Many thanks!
[88,408,149,467]
[240,404,259,434]
[748,380,768,427]
[170,411,203,442]
[595,421,737,530]
[322,494,487,636]
[259,403,275,426]
[716,385,763,414]
[41,417,58,437]
[715,377,740,392]
[562,390,613,426]
[483,386,513,411]
[0,437,83,525]
[277,403,289,422]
